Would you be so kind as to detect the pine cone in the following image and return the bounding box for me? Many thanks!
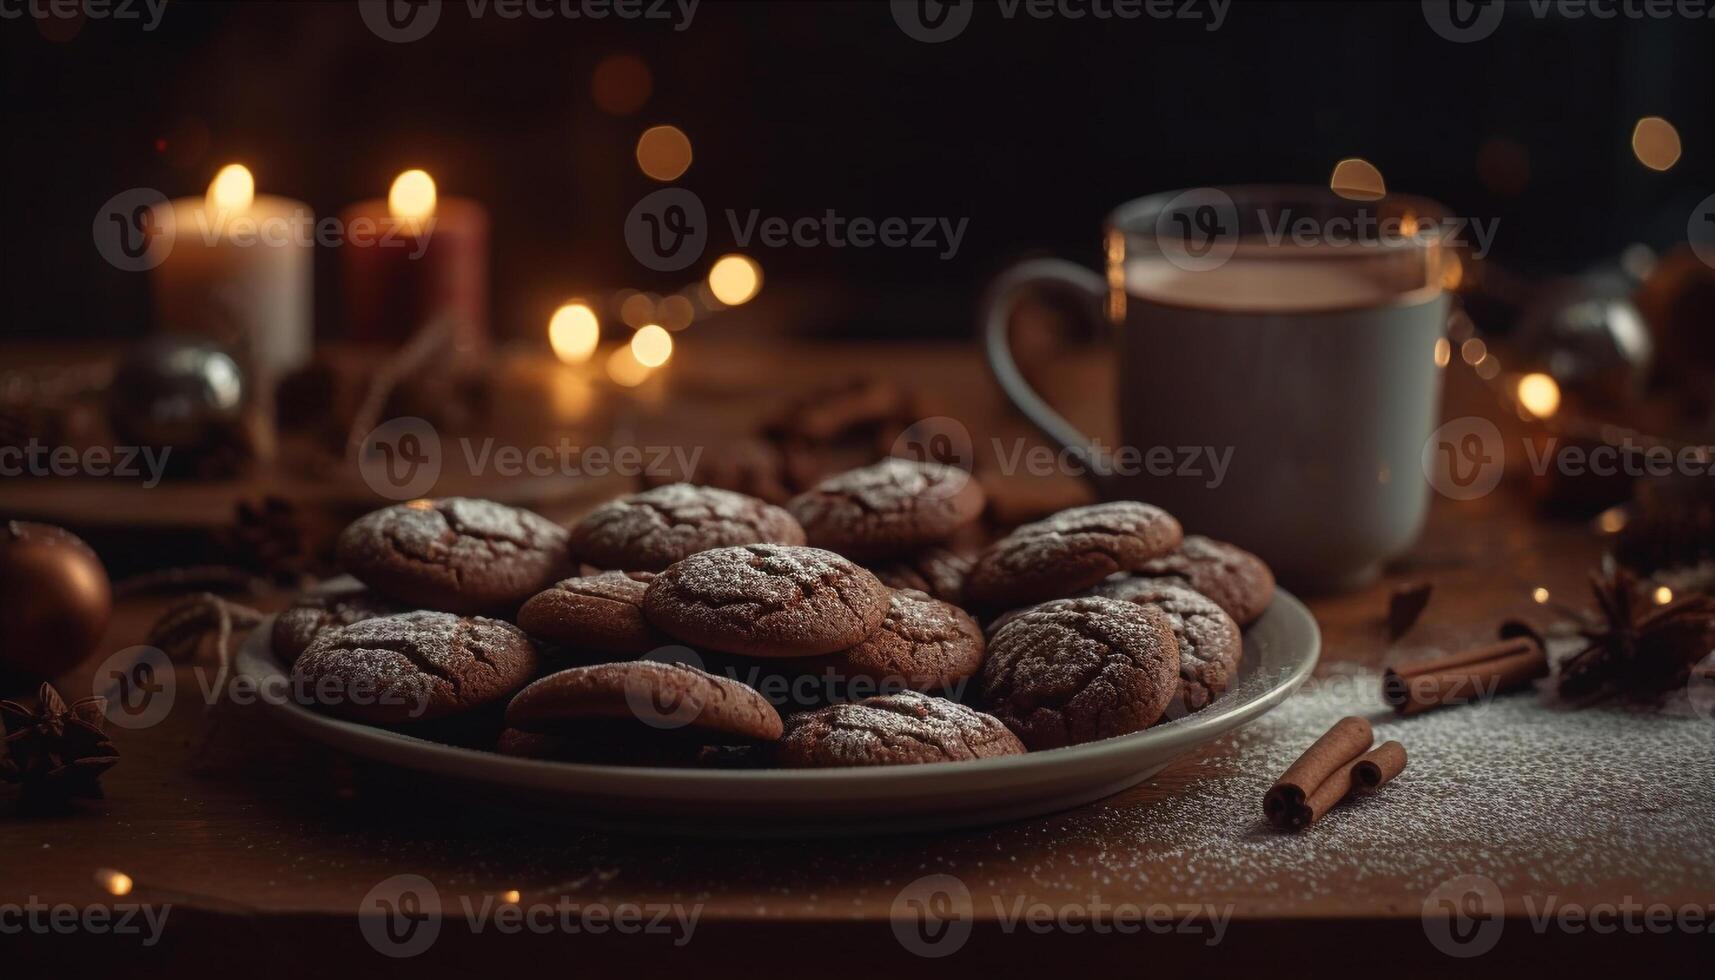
[0,683,119,800]
[221,496,336,585]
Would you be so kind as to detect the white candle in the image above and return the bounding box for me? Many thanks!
[150,164,313,379]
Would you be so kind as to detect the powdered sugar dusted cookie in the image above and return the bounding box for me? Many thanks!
[792,588,985,695]
[1086,576,1242,712]
[978,596,1180,750]
[964,501,1182,608]
[505,661,783,744]
[788,458,985,561]
[1135,535,1275,626]
[336,498,570,614]
[776,690,1024,767]
[642,544,890,657]
[290,611,538,725]
[870,546,974,605]
[271,586,407,666]
[517,571,665,657]
[569,483,805,572]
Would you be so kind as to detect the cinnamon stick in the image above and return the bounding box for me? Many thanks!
[1263,716,1373,829]
[1353,740,1408,789]
[1382,628,1548,716]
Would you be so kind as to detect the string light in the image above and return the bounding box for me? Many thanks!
[1631,117,1681,172]
[619,292,657,329]
[707,254,762,306]
[388,169,438,230]
[631,324,673,367]
[1532,587,1551,604]
[1654,585,1674,605]
[656,294,695,331]
[635,125,692,181]
[548,302,600,364]
[95,869,134,897]
[606,345,651,387]
[1329,158,1385,201]
[1595,507,1628,534]
[501,889,522,904]
[1516,372,1561,419]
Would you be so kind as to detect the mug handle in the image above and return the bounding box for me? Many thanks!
[981,257,1117,495]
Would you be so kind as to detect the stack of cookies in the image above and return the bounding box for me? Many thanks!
[280,458,1274,768]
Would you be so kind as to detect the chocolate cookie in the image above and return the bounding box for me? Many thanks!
[641,544,890,657]
[788,458,985,561]
[1086,576,1242,713]
[271,586,407,666]
[978,596,1180,750]
[290,611,539,725]
[964,501,1182,608]
[1134,535,1275,626]
[568,483,806,572]
[517,571,666,658]
[336,498,570,614]
[871,546,974,605]
[775,690,1025,767]
[824,589,984,693]
[505,661,783,744]
[494,727,701,766]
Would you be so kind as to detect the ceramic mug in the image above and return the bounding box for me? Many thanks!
[982,185,1452,589]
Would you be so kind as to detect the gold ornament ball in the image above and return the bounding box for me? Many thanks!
[0,521,113,681]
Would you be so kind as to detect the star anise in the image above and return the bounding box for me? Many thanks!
[1558,565,1715,702]
[0,683,119,800]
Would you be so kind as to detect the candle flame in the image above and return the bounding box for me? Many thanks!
[206,164,254,214]
[631,324,673,367]
[548,302,600,364]
[389,169,438,226]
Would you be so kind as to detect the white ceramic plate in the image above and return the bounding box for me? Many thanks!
[237,589,1319,837]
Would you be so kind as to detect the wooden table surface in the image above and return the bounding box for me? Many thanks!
[4,340,1711,977]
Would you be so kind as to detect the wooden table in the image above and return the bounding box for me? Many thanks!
[4,341,1710,977]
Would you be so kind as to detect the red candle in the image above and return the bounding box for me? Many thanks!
[339,170,488,350]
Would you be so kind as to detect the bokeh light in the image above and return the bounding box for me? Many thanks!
[96,869,133,897]
[620,292,657,328]
[631,324,674,367]
[636,125,693,181]
[1516,372,1561,419]
[1631,117,1681,172]
[592,55,652,116]
[707,254,762,306]
[606,345,651,387]
[1329,158,1385,201]
[548,302,600,364]
[656,293,696,331]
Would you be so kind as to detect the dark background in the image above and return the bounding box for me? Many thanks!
[2,0,1712,342]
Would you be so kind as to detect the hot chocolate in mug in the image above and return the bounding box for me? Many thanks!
[982,185,1452,590]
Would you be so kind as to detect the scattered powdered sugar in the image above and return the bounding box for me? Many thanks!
[1035,665,1715,900]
